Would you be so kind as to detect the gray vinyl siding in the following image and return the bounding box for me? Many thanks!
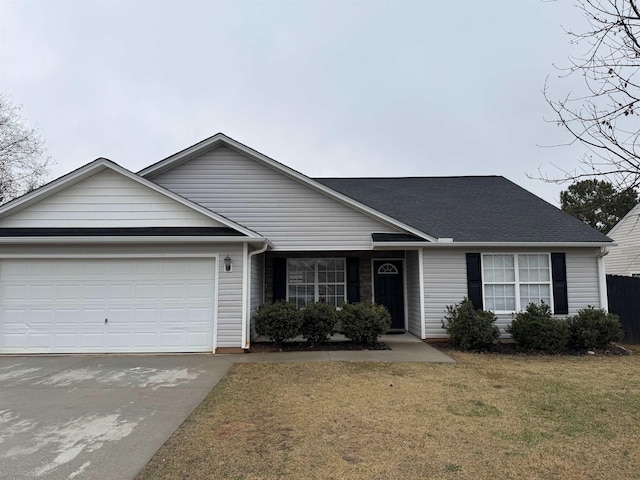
[249,253,264,339]
[150,146,403,250]
[422,247,603,338]
[566,249,601,313]
[216,245,245,348]
[405,250,422,337]
[0,242,245,349]
[606,203,640,275]
[423,250,468,338]
[0,169,223,228]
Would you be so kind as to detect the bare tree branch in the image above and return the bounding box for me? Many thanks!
[0,94,51,204]
[541,1,640,190]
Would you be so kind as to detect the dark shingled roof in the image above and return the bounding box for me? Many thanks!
[314,176,612,243]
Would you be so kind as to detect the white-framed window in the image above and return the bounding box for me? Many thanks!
[287,258,346,308]
[482,253,552,313]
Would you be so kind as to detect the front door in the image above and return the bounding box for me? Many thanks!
[373,260,405,330]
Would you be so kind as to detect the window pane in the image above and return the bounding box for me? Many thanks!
[483,254,515,283]
[484,284,515,311]
[519,254,550,284]
[289,285,314,308]
[288,258,345,306]
[520,284,551,307]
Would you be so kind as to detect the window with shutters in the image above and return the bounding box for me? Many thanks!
[287,258,346,308]
[482,254,553,312]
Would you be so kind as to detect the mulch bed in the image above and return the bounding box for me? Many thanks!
[427,340,633,356]
[249,341,391,353]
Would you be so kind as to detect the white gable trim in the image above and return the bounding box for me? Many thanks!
[139,133,437,242]
[0,158,263,239]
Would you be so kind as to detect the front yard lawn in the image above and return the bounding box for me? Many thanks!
[137,349,640,480]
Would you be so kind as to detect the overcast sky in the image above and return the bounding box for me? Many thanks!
[1,0,591,206]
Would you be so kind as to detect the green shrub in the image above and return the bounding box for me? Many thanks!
[507,302,569,353]
[442,298,500,351]
[339,303,391,346]
[253,301,301,346]
[300,302,338,345]
[567,307,624,350]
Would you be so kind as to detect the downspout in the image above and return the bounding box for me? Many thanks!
[597,246,609,311]
[244,241,270,349]
[418,248,426,339]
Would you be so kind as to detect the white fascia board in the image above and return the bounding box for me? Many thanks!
[372,241,617,249]
[0,236,263,244]
[0,157,263,239]
[139,133,437,242]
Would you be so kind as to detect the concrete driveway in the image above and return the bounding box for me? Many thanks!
[0,336,452,480]
[0,355,233,480]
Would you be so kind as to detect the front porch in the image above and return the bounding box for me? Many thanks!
[258,250,423,337]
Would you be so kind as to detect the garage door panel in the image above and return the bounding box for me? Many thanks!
[188,260,214,275]
[56,284,84,300]
[187,330,212,348]
[31,285,57,302]
[29,333,53,348]
[54,309,82,327]
[2,284,27,301]
[159,331,186,348]
[51,333,76,351]
[108,284,134,301]
[135,261,164,276]
[134,308,159,324]
[163,283,186,298]
[106,332,133,349]
[0,258,216,353]
[136,284,162,299]
[133,332,157,348]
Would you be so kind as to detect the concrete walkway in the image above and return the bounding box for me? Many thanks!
[231,332,455,363]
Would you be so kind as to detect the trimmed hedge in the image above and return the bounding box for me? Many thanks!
[339,303,391,346]
[300,302,338,345]
[507,302,569,353]
[442,298,500,351]
[567,307,624,350]
[253,301,301,346]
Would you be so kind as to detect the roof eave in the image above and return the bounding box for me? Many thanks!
[372,241,617,249]
[0,236,268,245]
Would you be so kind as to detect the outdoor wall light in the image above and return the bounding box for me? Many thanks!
[224,254,232,272]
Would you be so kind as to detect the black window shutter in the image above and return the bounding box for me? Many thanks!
[346,257,360,303]
[551,253,568,314]
[466,253,483,309]
[273,258,287,302]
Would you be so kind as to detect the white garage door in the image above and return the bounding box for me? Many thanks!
[0,258,216,354]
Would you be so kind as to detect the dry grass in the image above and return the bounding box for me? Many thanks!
[137,348,640,480]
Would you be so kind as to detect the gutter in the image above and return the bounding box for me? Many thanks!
[372,241,617,249]
[0,236,269,244]
[243,241,270,349]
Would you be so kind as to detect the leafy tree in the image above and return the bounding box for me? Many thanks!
[560,179,637,232]
[543,1,640,190]
[0,94,50,204]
